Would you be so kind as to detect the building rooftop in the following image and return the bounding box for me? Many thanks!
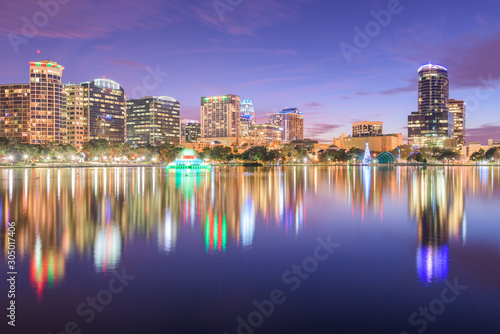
[280,108,303,115]
[29,60,64,70]
[418,63,448,73]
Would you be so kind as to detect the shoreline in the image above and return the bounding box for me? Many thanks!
[1,162,498,169]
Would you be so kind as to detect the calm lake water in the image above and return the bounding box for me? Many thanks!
[1,166,500,334]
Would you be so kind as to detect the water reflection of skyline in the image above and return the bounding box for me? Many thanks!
[1,166,499,298]
[0,167,308,299]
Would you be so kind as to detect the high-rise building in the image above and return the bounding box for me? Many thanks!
[449,99,466,148]
[352,121,383,137]
[64,84,85,150]
[240,98,255,138]
[81,78,126,143]
[0,84,30,143]
[180,119,201,144]
[269,108,304,142]
[29,60,66,144]
[239,124,282,148]
[126,96,180,147]
[408,64,453,147]
[200,94,240,142]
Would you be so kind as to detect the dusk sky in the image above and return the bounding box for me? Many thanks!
[1,0,499,143]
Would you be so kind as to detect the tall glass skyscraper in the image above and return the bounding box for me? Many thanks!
[239,98,255,137]
[269,108,304,142]
[126,96,180,147]
[408,64,454,147]
[449,99,465,149]
[81,78,126,143]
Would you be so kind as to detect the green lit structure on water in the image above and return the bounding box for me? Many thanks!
[166,149,211,171]
[372,151,397,164]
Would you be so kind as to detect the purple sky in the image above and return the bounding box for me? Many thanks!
[1,0,499,144]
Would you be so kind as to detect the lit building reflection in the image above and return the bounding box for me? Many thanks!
[94,225,122,272]
[204,211,227,254]
[30,236,65,301]
[329,166,402,222]
[240,198,255,249]
[408,168,465,285]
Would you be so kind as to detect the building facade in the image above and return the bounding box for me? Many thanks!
[269,108,304,142]
[333,133,403,153]
[239,98,255,138]
[449,99,465,149]
[82,78,126,143]
[408,64,453,147]
[201,94,240,142]
[352,121,383,137]
[240,124,282,148]
[64,84,85,150]
[181,119,201,144]
[29,60,66,144]
[126,96,180,147]
[0,84,30,143]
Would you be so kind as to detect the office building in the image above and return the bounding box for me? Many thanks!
[181,119,201,144]
[126,96,180,147]
[240,98,255,137]
[0,84,30,143]
[269,108,304,142]
[333,133,403,153]
[240,124,282,148]
[200,94,240,144]
[352,121,383,137]
[64,84,85,150]
[29,60,66,144]
[408,64,453,147]
[81,78,126,143]
[449,99,465,149]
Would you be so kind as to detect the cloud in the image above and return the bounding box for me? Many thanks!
[0,0,311,40]
[467,124,500,143]
[385,26,500,90]
[306,123,342,137]
[161,48,298,57]
[442,32,500,89]
[193,0,313,36]
[303,102,324,110]
[0,0,178,39]
[348,81,415,98]
[107,59,145,69]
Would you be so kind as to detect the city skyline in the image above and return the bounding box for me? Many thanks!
[0,0,499,144]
